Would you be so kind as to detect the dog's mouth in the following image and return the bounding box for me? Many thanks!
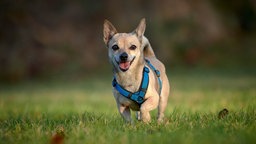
[116,57,135,72]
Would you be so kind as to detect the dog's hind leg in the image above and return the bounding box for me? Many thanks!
[157,96,168,123]
[157,76,170,123]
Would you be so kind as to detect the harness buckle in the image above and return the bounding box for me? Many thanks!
[137,96,144,103]
[155,70,160,77]
[128,93,132,98]
[144,67,150,73]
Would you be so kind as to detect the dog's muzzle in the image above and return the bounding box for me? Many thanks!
[115,52,135,72]
[120,52,128,61]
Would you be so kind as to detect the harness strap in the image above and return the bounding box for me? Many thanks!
[145,59,162,95]
[112,67,149,104]
[112,59,162,105]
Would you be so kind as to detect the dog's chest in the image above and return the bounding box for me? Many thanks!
[117,94,140,110]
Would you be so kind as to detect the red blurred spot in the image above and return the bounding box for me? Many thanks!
[50,134,64,144]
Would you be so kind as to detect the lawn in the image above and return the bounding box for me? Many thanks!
[0,69,255,144]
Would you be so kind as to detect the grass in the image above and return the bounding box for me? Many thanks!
[0,69,255,144]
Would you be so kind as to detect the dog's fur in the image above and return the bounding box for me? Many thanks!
[103,18,170,123]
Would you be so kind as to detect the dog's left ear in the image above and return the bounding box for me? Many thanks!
[103,20,117,45]
[135,18,146,41]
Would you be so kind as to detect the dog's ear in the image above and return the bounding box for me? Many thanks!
[103,20,117,44]
[135,18,146,41]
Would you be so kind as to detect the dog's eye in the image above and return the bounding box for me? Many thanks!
[112,45,119,51]
[130,45,137,50]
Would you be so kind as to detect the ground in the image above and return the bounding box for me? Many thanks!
[0,69,255,144]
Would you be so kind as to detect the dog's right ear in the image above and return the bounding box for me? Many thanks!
[103,20,117,45]
[135,18,146,41]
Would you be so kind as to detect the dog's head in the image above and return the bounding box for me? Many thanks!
[103,18,146,72]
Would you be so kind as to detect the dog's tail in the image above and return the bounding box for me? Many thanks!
[142,36,156,58]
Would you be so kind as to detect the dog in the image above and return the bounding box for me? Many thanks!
[103,18,170,123]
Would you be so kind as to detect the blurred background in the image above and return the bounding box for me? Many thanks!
[0,0,256,83]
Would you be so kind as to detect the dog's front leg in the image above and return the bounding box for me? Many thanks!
[136,111,141,121]
[117,104,132,123]
[140,96,159,123]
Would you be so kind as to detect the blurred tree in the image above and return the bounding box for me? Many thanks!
[0,0,255,83]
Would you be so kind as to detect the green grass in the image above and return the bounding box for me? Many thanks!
[0,69,256,144]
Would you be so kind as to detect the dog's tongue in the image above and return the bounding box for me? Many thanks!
[119,62,130,70]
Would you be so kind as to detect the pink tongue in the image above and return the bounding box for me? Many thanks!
[119,62,130,70]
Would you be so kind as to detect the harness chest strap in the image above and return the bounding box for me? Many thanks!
[112,60,162,105]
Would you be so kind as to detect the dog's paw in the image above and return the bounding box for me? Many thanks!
[157,118,164,124]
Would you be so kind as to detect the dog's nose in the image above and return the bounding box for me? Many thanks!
[120,52,128,61]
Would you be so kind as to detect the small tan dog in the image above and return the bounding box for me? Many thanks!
[103,18,169,123]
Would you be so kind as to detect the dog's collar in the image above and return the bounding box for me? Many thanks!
[112,59,162,105]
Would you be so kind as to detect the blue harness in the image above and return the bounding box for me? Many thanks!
[112,59,162,105]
